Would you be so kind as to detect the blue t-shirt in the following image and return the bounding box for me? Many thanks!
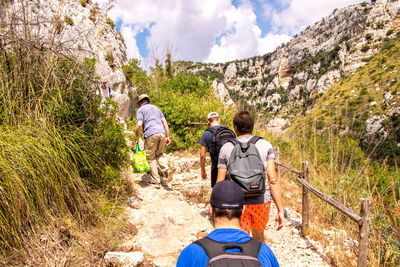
[199,126,221,153]
[176,228,279,267]
[136,103,166,138]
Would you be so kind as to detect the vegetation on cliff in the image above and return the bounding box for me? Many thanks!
[123,55,236,151]
[0,14,129,264]
[272,35,400,266]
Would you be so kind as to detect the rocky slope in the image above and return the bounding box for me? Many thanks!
[102,153,363,266]
[0,0,135,121]
[176,0,400,132]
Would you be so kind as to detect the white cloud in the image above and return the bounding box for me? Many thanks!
[120,25,141,60]
[102,0,232,62]
[94,0,367,64]
[206,2,260,63]
[271,0,365,34]
[258,33,292,54]
[261,2,274,18]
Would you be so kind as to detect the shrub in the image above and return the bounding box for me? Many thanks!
[236,67,249,77]
[122,59,148,93]
[250,80,258,87]
[376,21,384,29]
[386,29,394,36]
[89,8,97,22]
[80,0,88,7]
[361,44,370,52]
[105,51,115,69]
[106,17,115,29]
[147,71,235,150]
[65,15,74,26]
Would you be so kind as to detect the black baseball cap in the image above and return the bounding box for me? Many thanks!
[210,180,244,209]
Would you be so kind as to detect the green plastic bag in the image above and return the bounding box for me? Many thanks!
[133,145,150,173]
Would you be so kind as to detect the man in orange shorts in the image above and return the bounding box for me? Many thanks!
[216,110,284,242]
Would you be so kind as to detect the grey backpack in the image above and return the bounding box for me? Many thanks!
[194,237,262,267]
[227,136,266,197]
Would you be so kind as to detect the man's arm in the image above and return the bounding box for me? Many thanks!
[136,120,143,139]
[266,159,284,230]
[161,117,170,145]
[200,145,207,180]
[216,143,229,183]
[216,168,227,183]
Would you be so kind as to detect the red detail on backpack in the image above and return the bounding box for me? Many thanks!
[250,185,259,189]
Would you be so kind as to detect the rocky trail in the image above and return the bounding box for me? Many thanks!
[104,153,332,266]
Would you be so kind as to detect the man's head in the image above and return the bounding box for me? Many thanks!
[207,112,220,125]
[233,110,254,135]
[137,94,150,106]
[209,180,243,222]
[101,81,107,88]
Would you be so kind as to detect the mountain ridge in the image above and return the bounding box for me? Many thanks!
[176,0,400,132]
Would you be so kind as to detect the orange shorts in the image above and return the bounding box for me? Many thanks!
[240,202,271,233]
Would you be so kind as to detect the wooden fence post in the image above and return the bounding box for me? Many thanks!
[358,198,370,267]
[275,146,280,180]
[301,161,310,235]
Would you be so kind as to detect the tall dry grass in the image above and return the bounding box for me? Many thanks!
[0,0,130,262]
[260,116,399,266]
[0,123,96,253]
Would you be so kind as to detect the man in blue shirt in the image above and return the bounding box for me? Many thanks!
[176,180,279,266]
[136,94,172,188]
[199,112,221,187]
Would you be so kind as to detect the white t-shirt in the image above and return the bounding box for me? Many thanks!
[100,86,111,98]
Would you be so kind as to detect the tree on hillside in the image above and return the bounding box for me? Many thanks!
[122,59,148,95]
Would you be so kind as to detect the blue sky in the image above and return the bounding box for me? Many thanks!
[95,0,366,66]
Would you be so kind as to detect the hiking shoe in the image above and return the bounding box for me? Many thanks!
[167,170,173,183]
[161,182,172,191]
[146,180,160,189]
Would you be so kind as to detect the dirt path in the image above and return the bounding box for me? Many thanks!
[116,153,331,266]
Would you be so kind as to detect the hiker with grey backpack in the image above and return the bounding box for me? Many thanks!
[176,180,279,266]
[216,111,284,243]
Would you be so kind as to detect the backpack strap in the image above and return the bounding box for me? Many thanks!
[228,138,240,146]
[230,136,262,153]
[248,136,262,145]
[205,127,215,134]
[194,237,261,261]
[205,127,217,143]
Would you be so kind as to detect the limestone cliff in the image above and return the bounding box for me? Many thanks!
[1,0,135,121]
[177,0,400,132]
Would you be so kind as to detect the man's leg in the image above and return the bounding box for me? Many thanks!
[154,133,170,184]
[144,135,161,183]
[251,202,271,243]
[240,205,253,234]
[251,228,265,243]
[240,203,271,242]
[210,159,218,188]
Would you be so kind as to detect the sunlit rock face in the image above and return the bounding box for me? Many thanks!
[1,0,136,120]
[179,0,400,132]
